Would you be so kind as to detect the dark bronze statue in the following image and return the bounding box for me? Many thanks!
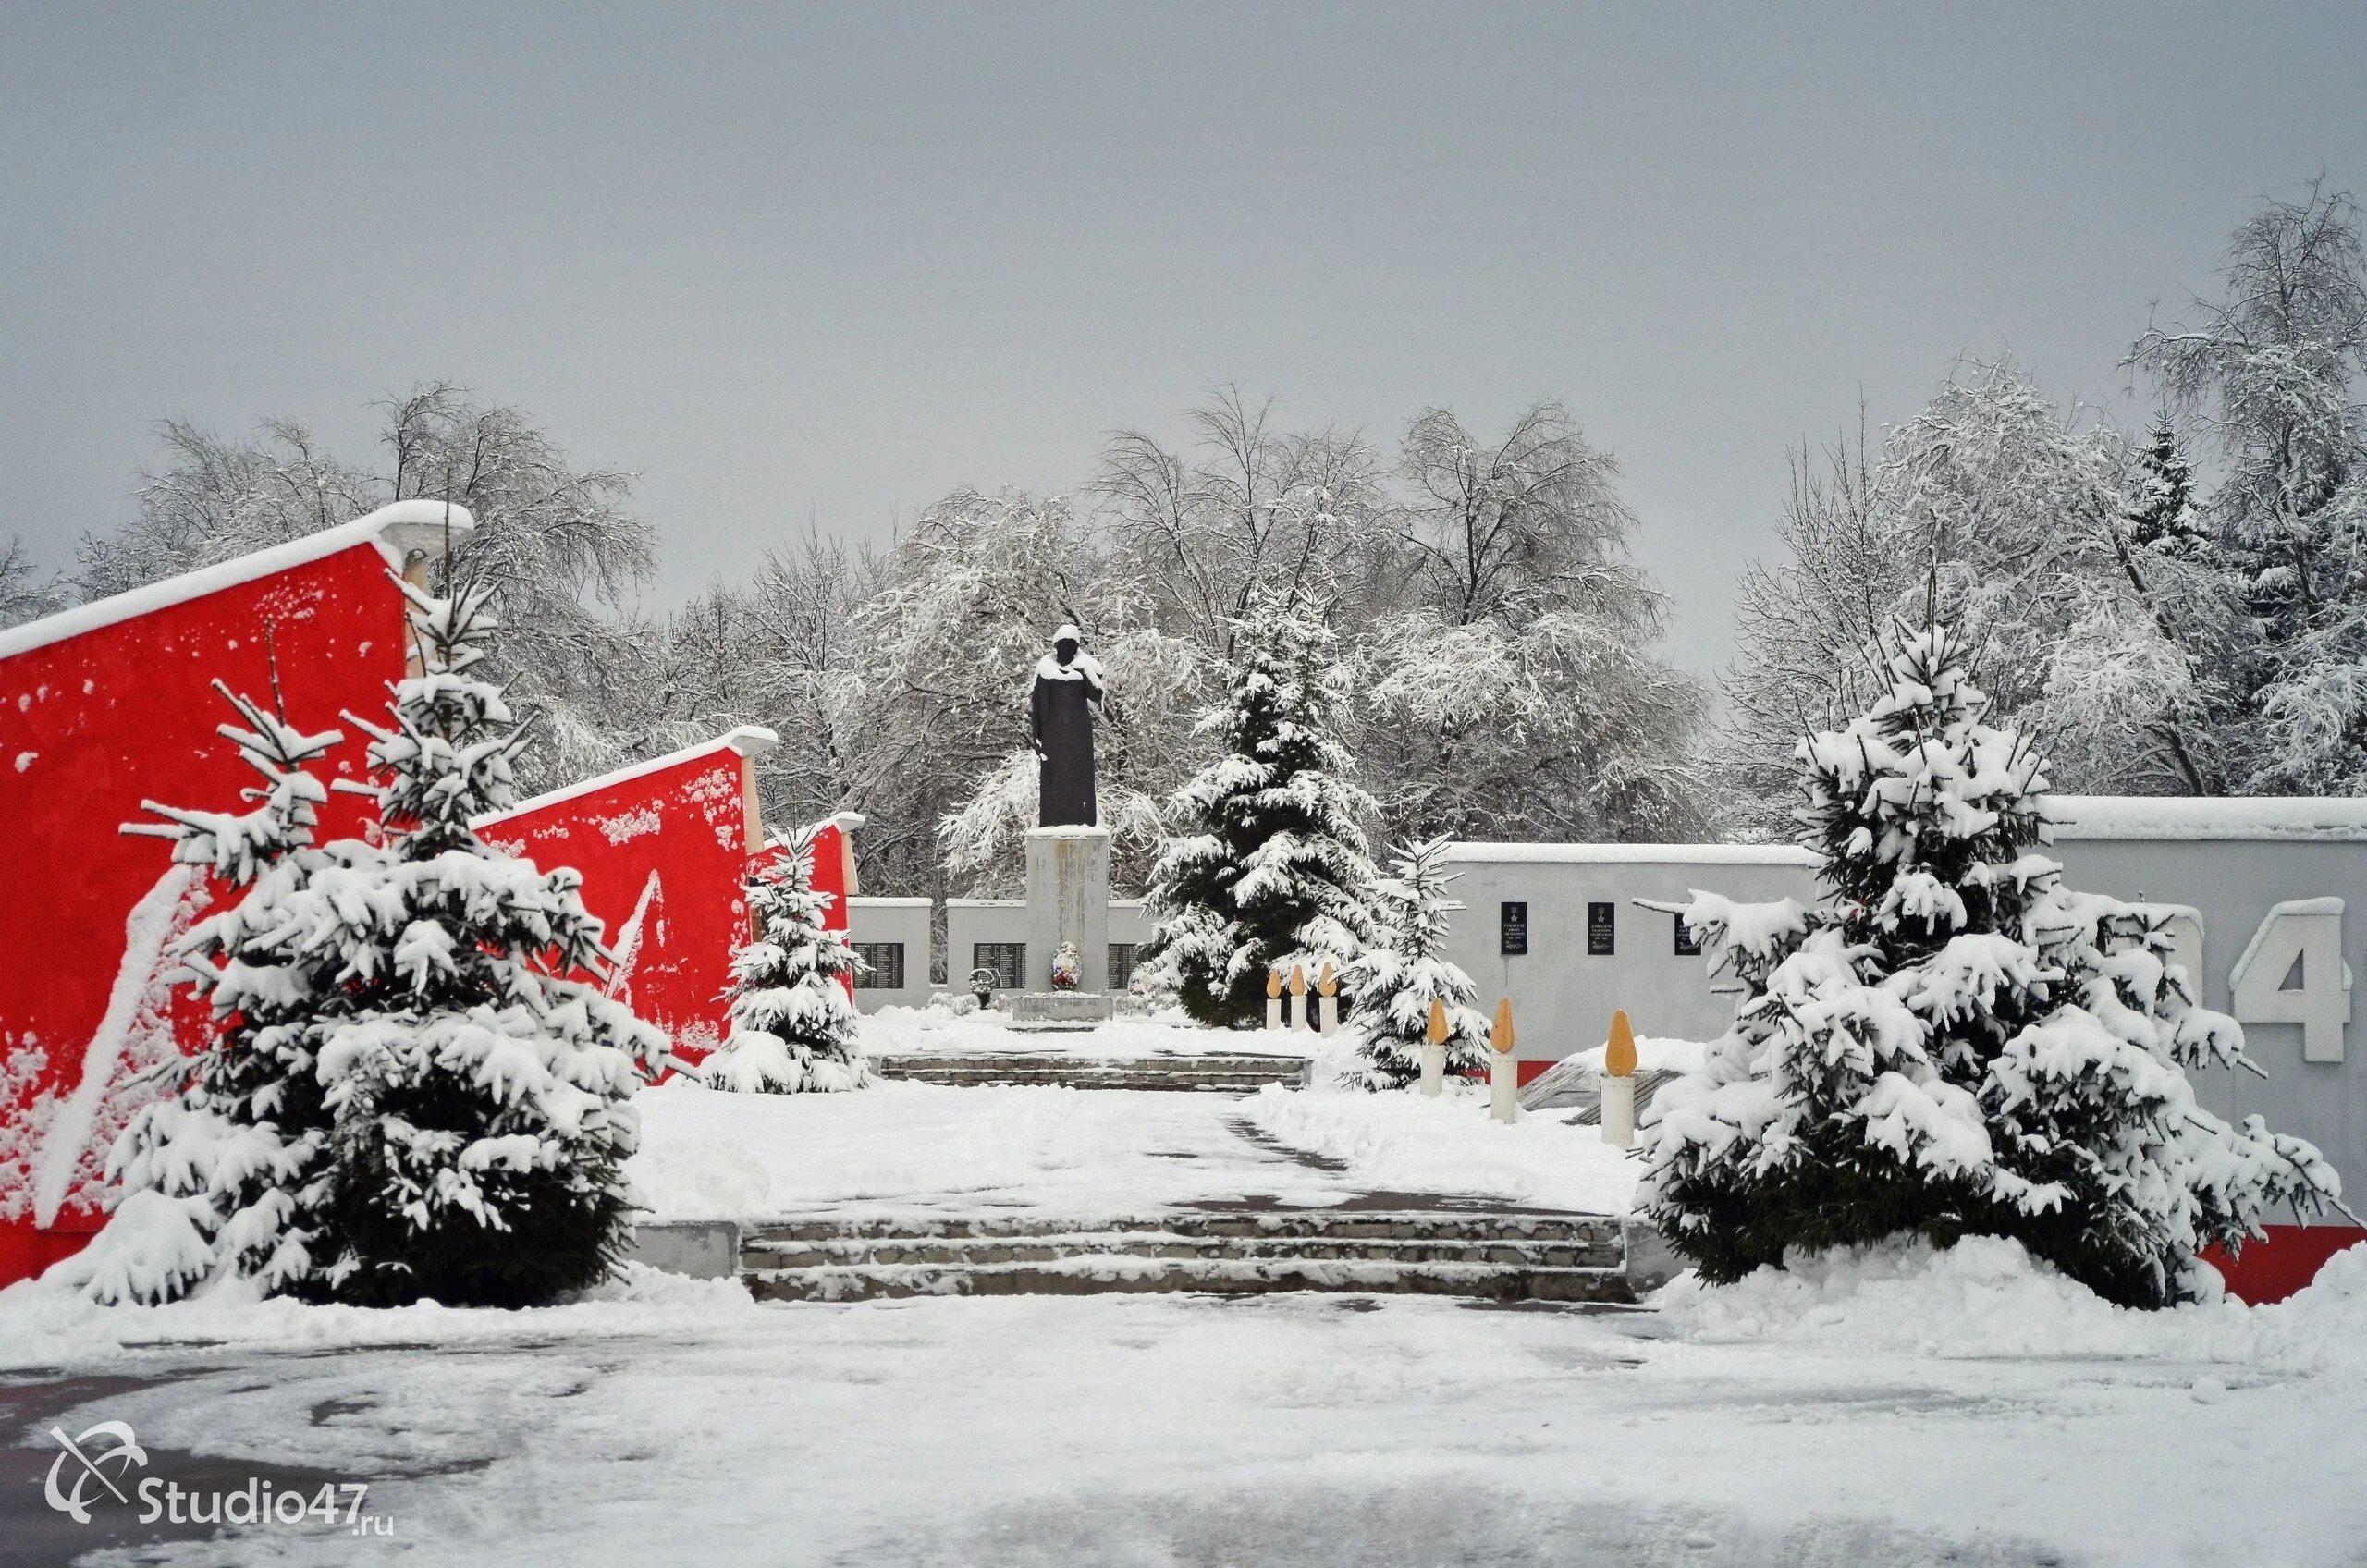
[1029,623,1104,827]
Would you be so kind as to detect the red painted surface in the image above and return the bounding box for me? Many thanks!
[808,818,855,1000]
[477,737,768,1070]
[2203,1225,2365,1305]
[0,528,410,1287]
[1516,1059,1554,1087]
[750,815,858,1001]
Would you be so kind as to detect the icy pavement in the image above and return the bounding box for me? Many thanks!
[5,1261,2366,1566]
[627,1076,1641,1223]
[857,1002,1312,1060]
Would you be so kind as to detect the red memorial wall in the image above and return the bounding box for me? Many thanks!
[752,811,863,1000]
[475,727,781,1071]
[0,502,470,1287]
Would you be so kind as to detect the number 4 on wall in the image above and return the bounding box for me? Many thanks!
[2229,898,2352,1063]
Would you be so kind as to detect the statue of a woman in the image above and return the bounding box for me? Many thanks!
[1029,623,1104,827]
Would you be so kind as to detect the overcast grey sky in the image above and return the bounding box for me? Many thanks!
[5,3,2364,674]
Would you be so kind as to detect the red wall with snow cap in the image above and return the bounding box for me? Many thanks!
[753,812,864,999]
[0,502,468,1287]
[476,728,779,1070]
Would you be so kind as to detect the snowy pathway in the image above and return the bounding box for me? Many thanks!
[628,1077,1640,1224]
[858,1003,1316,1060]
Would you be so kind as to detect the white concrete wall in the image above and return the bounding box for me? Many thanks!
[1439,799,2367,1213]
[845,897,932,1012]
[936,895,1152,998]
[2047,802,2367,1220]
[946,898,1026,994]
[1438,844,1817,1070]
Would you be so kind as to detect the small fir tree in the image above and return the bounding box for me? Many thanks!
[1642,619,2344,1307]
[701,827,868,1094]
[1139,589,1379,1028]
[1342,837,1490,1089]
[320,582,668,1306]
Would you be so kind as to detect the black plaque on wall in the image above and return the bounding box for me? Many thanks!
[1499,900,1528,956]
[1587,901,1615,956]
[1674,913,1701,956]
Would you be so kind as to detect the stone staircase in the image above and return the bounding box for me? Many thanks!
[869,1051,1311,1092]
[737,1209,1636,1305]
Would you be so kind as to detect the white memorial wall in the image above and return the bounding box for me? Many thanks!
[1441,798,2366,1211]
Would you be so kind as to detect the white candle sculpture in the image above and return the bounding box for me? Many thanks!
[1420,998,1446,1097]
[1601,1009,1638,1149]
[1490,998,1518,1124]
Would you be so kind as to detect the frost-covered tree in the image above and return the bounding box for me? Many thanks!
[1714,362,2227,832]
[701,828,867,1095]
[627,538,882,847]
[1645,619,2344,1308]
[1716,414,1898,835]
[1139,589,1379,1029]
[2132,178,2367,794]
[1097,386,1385,662]
[319,582,668,1305]
[1,536,67,631]
[1356,403,1707,843]
[71,386,659,793]
[55,687,352,1305]
[1342,837,1490,1089]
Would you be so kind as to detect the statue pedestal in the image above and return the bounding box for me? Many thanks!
[1005,990,1117,1029]
[1024,825,1111,994]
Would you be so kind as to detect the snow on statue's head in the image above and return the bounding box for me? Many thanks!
[1051,622,1083,664]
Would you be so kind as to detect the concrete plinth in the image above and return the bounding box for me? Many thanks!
[1005,990,1120,1030]
[1025,825,1112,993]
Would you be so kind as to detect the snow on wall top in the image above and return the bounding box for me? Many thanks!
[472,725,778,829]
[1444,841,1821,867]
[851,897,933,908]
[0,500,478,663]
[2047,796,2367,842]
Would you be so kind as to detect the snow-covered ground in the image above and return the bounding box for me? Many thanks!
[628,1076,1639,1222]
[15,1014,2363,1563]
[4,1238,2364,1565]
[857,999,1314,1059]
[1239,1082,1640,1214]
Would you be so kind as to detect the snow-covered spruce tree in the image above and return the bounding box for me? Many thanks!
[1139,588,1379,1029]
[700,827,867,1094]
[318,581,668,1306]
[2122,420,2210,559]
[57,687,352,1305]
[1342,837,1490,1089]
[1642,619,2344,1308]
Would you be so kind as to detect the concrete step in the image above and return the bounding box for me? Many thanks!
[736,1209,1634,1304]
[743,1233,1623,1270]
[742,1255,1632,1305]
[744,1212,1623,1246]
[873,1053,1310,1072]
[870,1051,1311,1091]
[878,1076,1291,1093]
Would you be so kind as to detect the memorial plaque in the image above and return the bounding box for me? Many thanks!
[1587,900,1615,956]
[1499,900,1528,956]
[1674,913,1701,957]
